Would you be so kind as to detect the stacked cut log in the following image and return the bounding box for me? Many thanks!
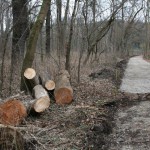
[0,99,27,126]
[0,68,73,127]
[54,70,73,105]
[39,72,55,91]
[24,68,39,93]
[39,72,55,100]
[0,68,73,149]
[24,68,73,105]
[0,99,26,149]
[24,68,51,114]
[32,85,50,113]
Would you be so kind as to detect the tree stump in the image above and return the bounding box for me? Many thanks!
[54,70,73,105]
[23,68,39,93]
[32,85,50,113]
[0,99,27,126]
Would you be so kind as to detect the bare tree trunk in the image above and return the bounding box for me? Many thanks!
[65,0,78,73]
[20,0,51,92]
[62,0,70,50]
[56,0,62,67]
[77,36,84,83]
[91,0,98,60]
[54,70,73,104]
[0,4,12,96]
[46,4,51,54]
[144,0,150,58]
[0,0,4,96]
[10,0,28,94]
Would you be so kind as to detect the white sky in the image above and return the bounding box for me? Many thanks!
[30,0,146,22]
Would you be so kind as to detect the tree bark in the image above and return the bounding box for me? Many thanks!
[46,4,51,54]
[10,0,28,94]
[65,0,78,73]
[54,70,73,105]
[32,85,50,113]
[56,0,63,67]
[39,72,55,90]
[62,0,70,51]
[144,0,150,58]
[20,0,51,91]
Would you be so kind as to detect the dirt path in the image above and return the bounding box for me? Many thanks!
[108,56,150,150]
[120,55,150,93]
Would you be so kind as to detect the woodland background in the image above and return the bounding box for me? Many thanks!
[0,0,149,97]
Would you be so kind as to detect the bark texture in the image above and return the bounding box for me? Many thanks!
[11,0,28,94]
[39,72,55,90]
[46,4,51,54]
[21,0,51,91]
[65,0,78,73]
[54,70,73,104]
[32,85,50,113]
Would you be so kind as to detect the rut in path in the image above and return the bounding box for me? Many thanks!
[108,56,150,150]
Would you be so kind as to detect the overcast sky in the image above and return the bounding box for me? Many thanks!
[30,0,146,22]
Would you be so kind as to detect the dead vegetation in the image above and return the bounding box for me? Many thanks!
[0,52,129,149]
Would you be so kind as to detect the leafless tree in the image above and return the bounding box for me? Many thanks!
[65,0,78,73]
[10,0,28,93]
[20,0,51,91]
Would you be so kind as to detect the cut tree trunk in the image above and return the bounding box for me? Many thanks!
[20,0,52,92]
[23,68,39,93]
[54,70,73,105]
[0,99,27,126]
[31,85,50,113]
[0,127,24,150]
[39,72,55,90]
[45,80,55,91]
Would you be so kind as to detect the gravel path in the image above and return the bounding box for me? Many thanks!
[108,56,150,150]
[120,56,150,93]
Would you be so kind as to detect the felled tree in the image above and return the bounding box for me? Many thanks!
[54,70,73,105]
[20,0,51,91]
[0,99,27,126]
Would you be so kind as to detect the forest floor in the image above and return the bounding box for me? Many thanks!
[15,60,124,150]
[22,65,122,150]
[3,55,150,150]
